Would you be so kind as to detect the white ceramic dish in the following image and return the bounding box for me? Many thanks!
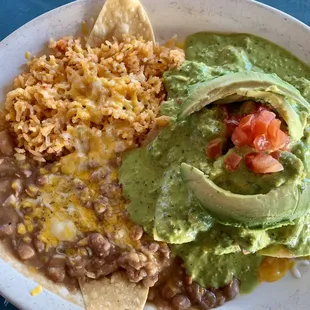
[1,0,310,309]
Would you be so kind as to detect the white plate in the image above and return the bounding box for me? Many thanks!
[1,0,310,309]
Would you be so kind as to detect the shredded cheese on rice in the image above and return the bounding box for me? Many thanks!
[4,36,184,161]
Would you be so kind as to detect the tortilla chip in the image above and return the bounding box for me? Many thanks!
[259,244,295,258]
[87,0,155,47]
[79,272,149,310]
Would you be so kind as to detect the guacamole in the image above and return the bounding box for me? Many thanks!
[119,33,310,292]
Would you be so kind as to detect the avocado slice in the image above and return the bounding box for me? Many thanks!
[179,72,310,140]
[181,163,309,228]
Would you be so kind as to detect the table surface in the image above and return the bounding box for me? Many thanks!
[0,0,309,309]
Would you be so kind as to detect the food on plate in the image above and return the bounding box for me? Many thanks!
[120,33,310,302]
[1,0,310,309]
[87,0,155,46]
[79,272,149,310]
[30,285,43,296]
[2,33,183,302]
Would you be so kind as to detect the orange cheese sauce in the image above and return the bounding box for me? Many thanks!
[17,125,139,250]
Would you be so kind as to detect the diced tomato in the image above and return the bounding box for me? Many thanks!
[244,152,258,170]
[206,138,222,159]
[245,153,284,174]
[252,110,276,135]
[231,127,254,147]
[229,104,290,156]
[266,119,290,150]
[271,129,289,150]
[224,152,242,171]
[281,135,291,151]
[253,134,271,151]
[267,119,281,138]
[225,115,240,135]
[239,114,254,131]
